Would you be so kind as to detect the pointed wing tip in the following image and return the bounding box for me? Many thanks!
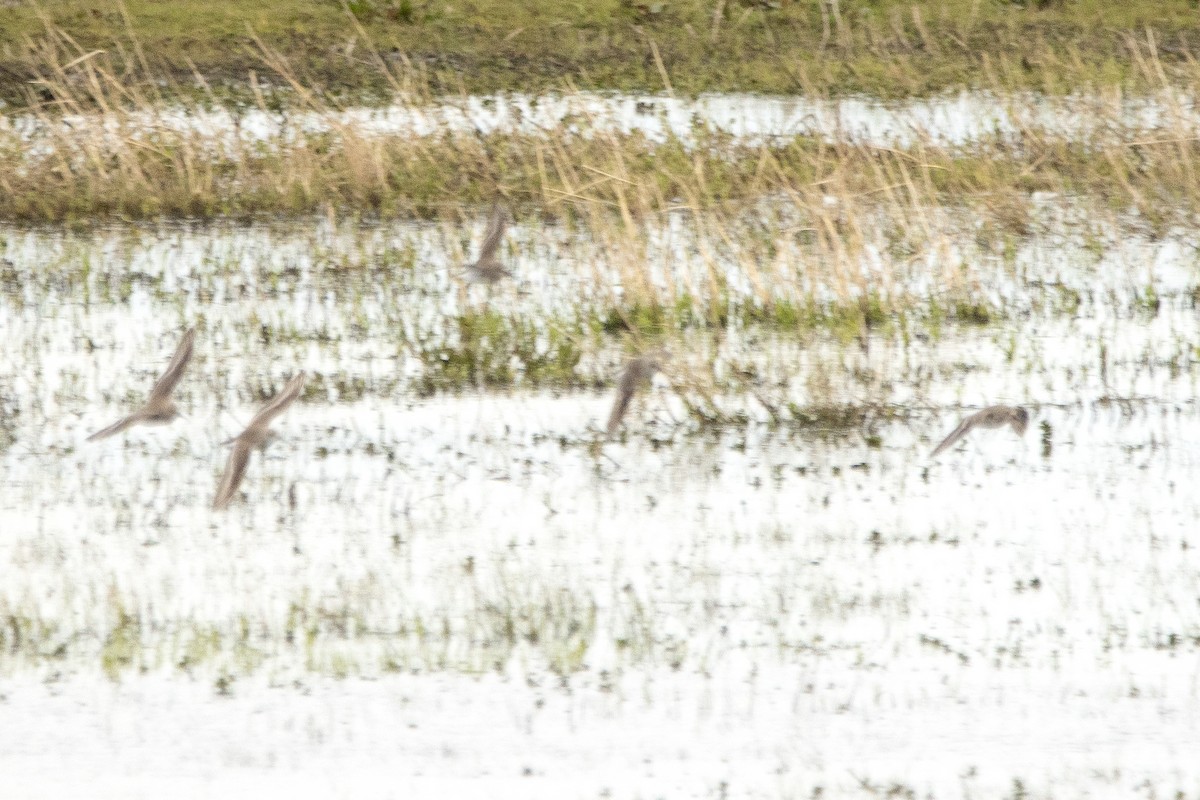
[605,408,621,437]
[928,414,976,460]
[607,387,635,436]
[213,443,252,511]
[85,415,136,441]
[288,371,309,397]
[212,492,237,511]
[176,327,197,353]
[150,326,198,400]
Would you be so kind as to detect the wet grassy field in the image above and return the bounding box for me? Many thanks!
[4,15,1200,795]
[2,195,1200,796]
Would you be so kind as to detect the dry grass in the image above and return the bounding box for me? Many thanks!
[5,60,1200,228]
[3,23,1199,331]
[4,22,1200,225]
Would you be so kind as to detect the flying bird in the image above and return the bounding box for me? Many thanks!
[930,405,1030,458]
[212,372,307,511]
[87,327,196,441]
[463,203,512,284]
[606,351,668,437]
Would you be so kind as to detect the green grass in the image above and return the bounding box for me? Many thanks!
[414,309,587,395]
[3,0,1200,106]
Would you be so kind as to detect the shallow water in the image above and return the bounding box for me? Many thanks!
[2,208,1199,797]
[5,88,1199,151]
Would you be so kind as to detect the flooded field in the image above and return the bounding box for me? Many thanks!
[6,88,1200,150]
[1,197,1200,797]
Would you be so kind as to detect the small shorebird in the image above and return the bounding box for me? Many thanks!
[606,351,668,437]
[930,405,1030,458]
[212,372,307,511]
[87,327,196,441]
[463,203,512,284]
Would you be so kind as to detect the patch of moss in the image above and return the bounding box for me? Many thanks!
[417,310,586,394]
[953,302,995,326]
[600,302,668,336]
[101,607,141,681]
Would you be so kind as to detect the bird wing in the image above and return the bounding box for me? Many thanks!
[929,413,980,458]
[212,440,252,510]
[606,382,636,436]
[148,327,196,402]
[475,204,507,264]
[248,371,307,429]
[607,361,648,437]
[86,411,145,441]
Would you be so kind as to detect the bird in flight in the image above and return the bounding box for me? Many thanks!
[606,351,668,437]
[212,372,307,511]
[464,203,513,284]
[930,404,1030,458]
[87,327,196,441]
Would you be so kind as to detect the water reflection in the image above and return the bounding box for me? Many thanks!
[4,88,1198,150]
[1,208,1199,795]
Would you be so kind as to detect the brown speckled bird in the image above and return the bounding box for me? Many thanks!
[930,405,1030,458]
[87,327,196,441]
[463,203,512,284]
[213,372,307,511]
[606,351,668,437]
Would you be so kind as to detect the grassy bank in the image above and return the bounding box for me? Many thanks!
[2,1,1200,106]
[5,7,1200,228]
[5,90,1200,233]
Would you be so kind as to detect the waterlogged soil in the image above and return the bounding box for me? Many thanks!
[1,208,1199,797]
